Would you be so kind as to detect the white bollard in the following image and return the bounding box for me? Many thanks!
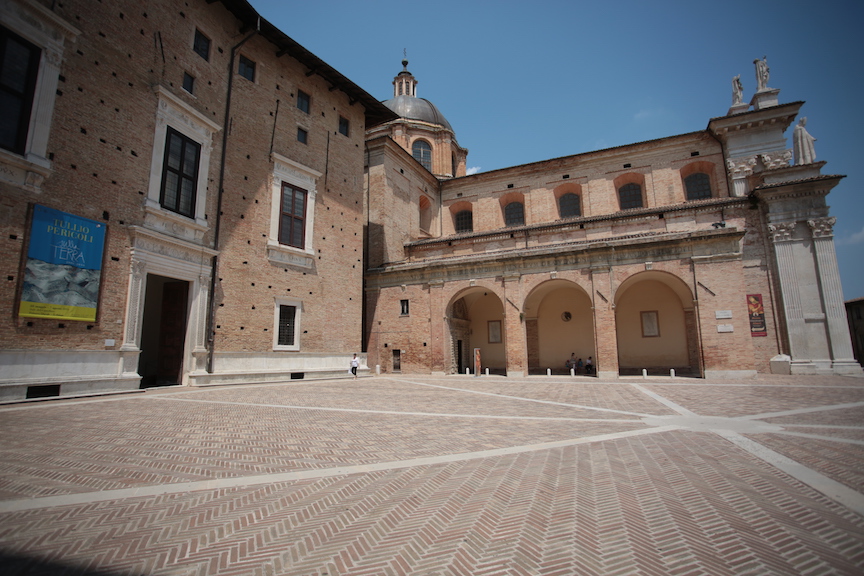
[670,369,676,378]
[466,367,470,375]
[547,368,551,376]
[570,368,575,377]
[485,368,489,376]
[642,369,648,379]
[376,364,381,375]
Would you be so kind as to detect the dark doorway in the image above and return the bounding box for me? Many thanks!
[457,340,463,374]
[139,275,189,388]
[392,349,402,373]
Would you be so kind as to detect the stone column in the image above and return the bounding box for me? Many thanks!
[119,257,146,378]
[808,218,860,371]
[190,273,210,374]
[769,222,808,360]
[503,273,527,377]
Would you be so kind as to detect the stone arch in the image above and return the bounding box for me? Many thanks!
[523,279,594,374]
[447,286,506,375]
[614,271,700,375]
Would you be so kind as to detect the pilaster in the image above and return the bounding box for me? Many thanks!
[808,218,863,374]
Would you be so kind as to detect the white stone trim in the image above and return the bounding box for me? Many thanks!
[0,0,79,176]
[268,153,320,268]
[144,87,221,241]
[121,226,216,383]
[273,297,303,351]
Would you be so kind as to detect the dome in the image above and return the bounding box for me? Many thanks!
[382,95,453,132]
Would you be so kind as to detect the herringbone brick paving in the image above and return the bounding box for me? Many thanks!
[0,374,863,575]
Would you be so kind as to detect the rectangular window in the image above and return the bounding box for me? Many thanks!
[193,29,210,61]
[160,127,201,218]
[238,55,255,82]
[182,72,195,94]
[297,90,310,114]
[278,305,296,346]
[641,311,660,337]
[338,116,349,137]
[278,182,307,248]
[0,27,41,155]
[297,127,308,144]
[400,299,409,316]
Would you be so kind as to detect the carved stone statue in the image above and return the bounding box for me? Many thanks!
[793,117,817,165]
[754,56,769,91]
[732,74,743,104]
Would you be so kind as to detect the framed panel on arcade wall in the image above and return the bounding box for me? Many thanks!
[488,320,502,343]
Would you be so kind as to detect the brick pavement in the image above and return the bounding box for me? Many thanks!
[0,374,863,575]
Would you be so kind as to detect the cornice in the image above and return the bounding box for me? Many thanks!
[368,228,744,289]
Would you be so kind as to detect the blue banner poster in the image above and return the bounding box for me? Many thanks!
[19,205,107,321]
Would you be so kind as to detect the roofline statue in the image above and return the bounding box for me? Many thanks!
[754,56,770,92]
[793,117,817,165]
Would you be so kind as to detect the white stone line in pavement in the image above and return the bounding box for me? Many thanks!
[0,425,680,514]
[630,382,699,416]
[781,424,864,430]
[395,378,657,418]
[740,401,864,421]
[768,430,864,446]
[145,395,639,423]
[716,429,864,517]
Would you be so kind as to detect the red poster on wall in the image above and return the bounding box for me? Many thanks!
[747,294,767,337]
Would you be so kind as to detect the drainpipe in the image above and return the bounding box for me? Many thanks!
[206,22,259,374]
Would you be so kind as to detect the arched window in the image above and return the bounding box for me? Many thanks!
[412,140,432,171]
[558,193,581,218]
[454,210,473,233]
[618,183,643,210]
[684,172,712,200]
[504,202,524,227]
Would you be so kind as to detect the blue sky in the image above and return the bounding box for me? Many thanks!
[250,0,864,300]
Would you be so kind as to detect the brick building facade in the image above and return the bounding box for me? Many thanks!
[0,0,394,401]
[1,1,860,402]
[364,62,863,379]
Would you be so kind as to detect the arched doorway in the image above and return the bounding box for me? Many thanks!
[448,288,506,375]
[524,280,594,375]
[614,271,700,376]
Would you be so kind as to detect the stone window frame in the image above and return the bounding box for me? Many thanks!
[145,87,220,240]
[273,297,303,351]
[0,1,79,190]
[400,299,409,316]
[267,153,320,269]
[338,115,349,137]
